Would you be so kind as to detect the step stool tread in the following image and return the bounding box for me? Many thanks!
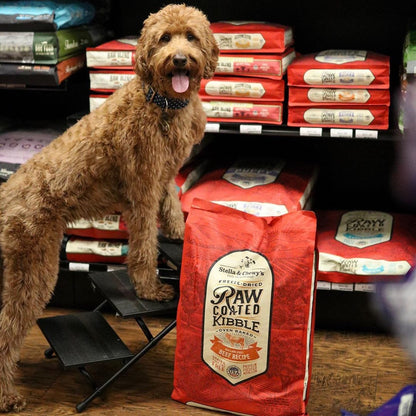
[37,311,133,368]
[90,270,178,318]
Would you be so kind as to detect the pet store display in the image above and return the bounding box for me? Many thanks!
[201,21,296,125]
[316,210,416,285]
[0,0,105,87]
[86,37,137,111]
[287,50,390,129]
[179,158,317,217]
[172,199,317,416]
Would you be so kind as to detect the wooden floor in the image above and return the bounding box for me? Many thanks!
[6,307,416,416]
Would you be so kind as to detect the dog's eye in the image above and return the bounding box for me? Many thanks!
[160,33,171,43]
[186,32,196,42]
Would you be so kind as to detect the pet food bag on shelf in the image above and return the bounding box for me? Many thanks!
[287,106,389,129]
[211,22,294,53]
[179,158,317,217]
[316,210,416,284]
[288,87,390,106]
[200,76,285,102]
[66,214,129,240]
[61,236,128,264]
[201,100,284,125]
[216,50,296,79]
[287,50,390,89]
[172,199,317,416]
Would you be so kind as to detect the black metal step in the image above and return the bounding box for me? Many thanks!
[158,237,183,271]
[89,270,178,319]
[37,311,133,368]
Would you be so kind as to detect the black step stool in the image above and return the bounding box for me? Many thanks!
[37,239,183,412]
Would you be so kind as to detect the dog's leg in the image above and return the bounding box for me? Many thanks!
[0,231,61,413]
[124,208,175,302]
[158,179,185,240]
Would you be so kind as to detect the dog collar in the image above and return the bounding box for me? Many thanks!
[145,85,189,110]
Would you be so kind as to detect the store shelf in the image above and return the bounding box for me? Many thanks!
[205,121,402,141]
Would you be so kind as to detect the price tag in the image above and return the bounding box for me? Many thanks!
[299,127,322,137]
[240,124,262,134]
[331,283,354,292]
[69,262,90,272]
[354,283,375,292]
[205,123,220,133]
[355,129,378,139]
[330,128,353,138]
[317,281,331,290]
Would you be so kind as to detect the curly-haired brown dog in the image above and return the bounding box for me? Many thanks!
[0,4,218,412]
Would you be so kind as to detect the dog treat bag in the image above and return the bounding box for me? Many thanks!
[172,199,317,416]
[317,210,416,284]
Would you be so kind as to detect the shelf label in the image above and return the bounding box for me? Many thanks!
[354,283,375,293]
[317,281,331,290]
[240,124,262,134]
[205,123,220,133]
[355,129,378,139]
[299,127,322,137]
[330,128,353,138]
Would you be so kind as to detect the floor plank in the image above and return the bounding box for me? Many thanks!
[5,307,416,415]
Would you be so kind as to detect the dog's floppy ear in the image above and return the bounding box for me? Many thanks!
[202,27,219,79]
[134,14,156,84]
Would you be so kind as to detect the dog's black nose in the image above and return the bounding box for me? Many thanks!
[173,54,187,67]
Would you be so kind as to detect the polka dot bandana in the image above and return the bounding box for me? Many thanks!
[145,85,189,110]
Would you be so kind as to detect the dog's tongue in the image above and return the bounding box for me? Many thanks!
[172,70,189,93]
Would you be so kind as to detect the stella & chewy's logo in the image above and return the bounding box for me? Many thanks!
[336,210,393,248]
[202,250,273,385]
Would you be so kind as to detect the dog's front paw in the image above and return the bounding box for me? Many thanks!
[0,392,26,413]
[162,222,185,241]
[135,282,176,302]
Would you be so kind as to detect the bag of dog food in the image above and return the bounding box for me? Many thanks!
[317,210,416,284]
[66,214,129,240]
[287,50,390,89]
[287,106,389,130]
[180,159,317,217]
[61,236,128,264]
[211,22,294,53]
[172,199,317,416]
[200,76,285,102]
[216,50,296,79]
[288,87,390,106]
[201,100,284,125]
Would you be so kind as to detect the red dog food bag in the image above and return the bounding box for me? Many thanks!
[287,50,390,89]
[180,159,317,217]
[172,199,317,416]
[66,214,129,240]
[216,50,296,79]
[288,87,391,106]
[200,76,285,102]
[287,105,389,130]
[201,100,284,125]
[317,210,416,284]
[211,22,294,53]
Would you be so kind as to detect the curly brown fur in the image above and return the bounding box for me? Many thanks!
[0,4,218,412]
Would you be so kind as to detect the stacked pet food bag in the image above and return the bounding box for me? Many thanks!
[287,50,391,132]
[61,38,140,270]
[86,36,137,111]
[315,210,416,292]
[201,21,296,126]
[0,0,105,88]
